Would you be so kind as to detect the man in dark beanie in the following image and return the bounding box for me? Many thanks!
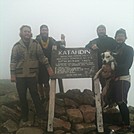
[113,28,133,131]
[115,28,127,39]
[36,24,66,103]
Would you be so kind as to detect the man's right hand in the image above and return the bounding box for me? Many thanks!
[91,44,98,50]
[11,75,16,82]
[47,67,54,76]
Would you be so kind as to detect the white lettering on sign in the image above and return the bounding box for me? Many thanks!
[58,49,91,55]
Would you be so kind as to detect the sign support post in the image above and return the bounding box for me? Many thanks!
[47,79,56,132]
[94,78,104,133]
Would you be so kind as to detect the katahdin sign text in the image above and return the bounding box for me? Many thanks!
[51,47,98,78]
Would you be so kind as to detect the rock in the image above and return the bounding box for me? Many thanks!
[130,113,134,126]
[0,105,20,122]
[67,109,83,123]
[55,104,66,116]
[59,116,68,121]
[16,127,44,134]
[55,98,65,106]
[53,118,71,131]
[54,130,65,134]
[0,92,19,106]
[129,106,134,113]
[82,89,95,106]
[56,92,66,99]
[64,98,79,108]
[79,105,96,123]
[0,79,16,96]
[65,89,83,104]
[2,119,18,132]
[74,123,96,134]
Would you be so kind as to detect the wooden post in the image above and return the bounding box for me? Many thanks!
[94,78,104,133]
[47,79,56,132]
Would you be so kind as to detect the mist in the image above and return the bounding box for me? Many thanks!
[0,0,134,106]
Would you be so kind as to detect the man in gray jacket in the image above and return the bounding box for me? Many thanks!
[10,25,54,123]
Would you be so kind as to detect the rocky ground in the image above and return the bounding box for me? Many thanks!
[0,79,134,134]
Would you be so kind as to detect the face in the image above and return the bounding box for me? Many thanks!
[97,27,106,37]
[20,27,32,41]
[115,33,126,44]
[101,51,114,64]
[40,27,49,37]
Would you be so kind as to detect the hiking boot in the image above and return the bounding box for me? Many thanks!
[116,125,132,133]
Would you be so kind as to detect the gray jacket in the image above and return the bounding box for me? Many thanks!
[10,39,50,77]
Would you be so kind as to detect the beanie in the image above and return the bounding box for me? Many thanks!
[115,28,127,38]
[40,25,48,31]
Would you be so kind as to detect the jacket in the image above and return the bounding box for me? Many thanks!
[85,35,116,69]
[10,39,50,77]
[115,43,133,77]
[36,35,66,64]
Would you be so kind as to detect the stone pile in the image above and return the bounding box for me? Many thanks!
[0,80,134,134]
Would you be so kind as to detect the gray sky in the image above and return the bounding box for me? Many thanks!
[0,0,134,106]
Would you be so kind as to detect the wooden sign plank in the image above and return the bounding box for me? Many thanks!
[51,48,98,78]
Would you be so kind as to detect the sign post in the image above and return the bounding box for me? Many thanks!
[94,78,104,133]
[47,79,56,132]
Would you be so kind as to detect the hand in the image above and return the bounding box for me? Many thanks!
[11,75,16,82]
[47,67,54,76]
[61,34,65,41]
[91,44,98,50]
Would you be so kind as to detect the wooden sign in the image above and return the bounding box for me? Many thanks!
[48,46,104,133]
[51,48,98,78]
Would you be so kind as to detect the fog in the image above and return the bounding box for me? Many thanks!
[0,0,134,106]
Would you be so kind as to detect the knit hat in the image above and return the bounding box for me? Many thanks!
[115,28,127,38]
[40,25,48,30]
[97,25,106,31]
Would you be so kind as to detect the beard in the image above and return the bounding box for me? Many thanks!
[41,34,48,42]
[22,36,31,43]
[20,33,31,42]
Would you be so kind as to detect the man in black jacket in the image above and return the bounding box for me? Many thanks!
[113,28,133,130]
[36,25,66,102]
[85,25,116,88]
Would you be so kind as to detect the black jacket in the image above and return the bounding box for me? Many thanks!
[36,35,66,64]
[115,43,133,77]
[85,35,116,69]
